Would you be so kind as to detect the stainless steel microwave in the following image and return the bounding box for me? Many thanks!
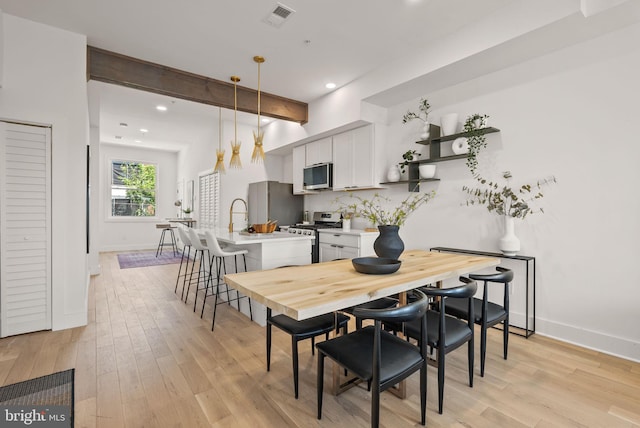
[303,162,333,190]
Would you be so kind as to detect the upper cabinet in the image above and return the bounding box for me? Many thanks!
[292,145,307,194]
[332,124,376,191]
[305,137,332,166]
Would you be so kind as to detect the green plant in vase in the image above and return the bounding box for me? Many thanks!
[334,191,436,259]
[402,98,431,140]
[463,113,490,174]
[398,149,421,175]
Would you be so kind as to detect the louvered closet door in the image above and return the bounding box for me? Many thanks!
[0,122,52,337]
[198,169,220,230]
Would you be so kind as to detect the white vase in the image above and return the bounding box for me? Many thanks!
[342,218,351,232]
[440,113,459,136]
[386,165,401,182]
[420,122,430,140]
[498,216,520,256]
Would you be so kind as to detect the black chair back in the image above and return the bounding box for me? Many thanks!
[352,289,428,324]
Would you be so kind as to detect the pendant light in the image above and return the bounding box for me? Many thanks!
[214,107,225,174]
[229,76,242,169]
[251,55,266,164]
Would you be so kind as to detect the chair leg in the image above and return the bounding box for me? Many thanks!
[437,346,445,414]
[193,250,206,312]
[266,309,272,371]
[480,322,487,377]
[504,316,510,360]
[180,247,191,300]
[292,337,299,399]
[311,336,315,356]
[371,378,380,428]
[468,337,475,388]
[156,229,166,257]
[317,352,325,420]
[420,361,427,425]
[174,245,187,294]
[211,279,220,331]
[169,229,177,256]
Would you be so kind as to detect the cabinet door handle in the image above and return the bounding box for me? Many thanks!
[333,234,340,237]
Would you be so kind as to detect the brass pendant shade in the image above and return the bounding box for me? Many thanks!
[214,107,225,174]
[251,55,265,164]
[229,76,242,169]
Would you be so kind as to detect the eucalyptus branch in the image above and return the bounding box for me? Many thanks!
[402,98,431,124]
[334,191,436,226]
[462,171,556,219]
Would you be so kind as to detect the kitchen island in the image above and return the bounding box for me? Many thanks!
[196,229,313,325]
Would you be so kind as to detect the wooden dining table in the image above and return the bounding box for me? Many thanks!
[224,249,500,321]
[224,249,500,396]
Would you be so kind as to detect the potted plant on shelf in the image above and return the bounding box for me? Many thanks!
[463,171,556,255]
[402,98,431,140]
[334,191,436,259]
[182,208,193,219]
[463,113,490,174]
[398,149,421,179]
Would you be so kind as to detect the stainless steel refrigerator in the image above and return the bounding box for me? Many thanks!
[248,181,303,227]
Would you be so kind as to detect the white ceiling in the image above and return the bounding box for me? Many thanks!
[0,0,515,151]
[2,0,637,151]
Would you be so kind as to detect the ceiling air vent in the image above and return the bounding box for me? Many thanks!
[263,3,296,28]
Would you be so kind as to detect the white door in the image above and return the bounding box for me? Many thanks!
[0,121,52,337]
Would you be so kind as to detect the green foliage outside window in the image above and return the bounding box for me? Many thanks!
[111,161,157,217]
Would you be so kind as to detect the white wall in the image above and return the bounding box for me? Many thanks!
[98,144,178,251]
[0,14,89,330]
[176,119,286,231]
[300,23,640,361]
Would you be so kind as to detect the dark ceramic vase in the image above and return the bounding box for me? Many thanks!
[373,225,404,259]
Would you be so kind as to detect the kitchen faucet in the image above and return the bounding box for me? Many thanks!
[229,198,248,232]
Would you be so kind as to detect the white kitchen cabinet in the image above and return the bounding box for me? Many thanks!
[318,229,378,263]
[292,145,306,194]
[305,137,332,166]
[332,124,376,191]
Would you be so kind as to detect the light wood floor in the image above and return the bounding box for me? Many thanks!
[1,251,639,427]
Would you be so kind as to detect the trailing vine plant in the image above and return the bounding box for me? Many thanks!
[463,113,490,174]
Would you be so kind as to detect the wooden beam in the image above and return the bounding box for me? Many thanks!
[87,46,308,124]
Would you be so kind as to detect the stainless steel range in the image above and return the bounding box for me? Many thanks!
[285,211,342,263]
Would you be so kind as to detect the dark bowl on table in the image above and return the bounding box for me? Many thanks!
[352,257,401,275]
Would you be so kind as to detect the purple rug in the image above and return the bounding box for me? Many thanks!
[117,251,184,269]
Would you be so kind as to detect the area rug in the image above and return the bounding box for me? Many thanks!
[117,251,184,269]
[0,368,74,427]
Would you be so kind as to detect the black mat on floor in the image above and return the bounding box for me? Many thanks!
[0,368,74,427]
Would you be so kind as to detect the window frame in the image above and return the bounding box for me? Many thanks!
[107,157,159,221]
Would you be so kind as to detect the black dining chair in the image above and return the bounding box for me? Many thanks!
[316,289,430,428]
[444,266,513,376]
[267,309,350,399]
[402,277,477,414]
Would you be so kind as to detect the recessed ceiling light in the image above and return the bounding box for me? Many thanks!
[156,105,167,112]
[134,140,141,143]
[140,128,148,133]
[325,82,336,89]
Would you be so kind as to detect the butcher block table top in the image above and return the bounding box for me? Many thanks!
[224,249,500,321]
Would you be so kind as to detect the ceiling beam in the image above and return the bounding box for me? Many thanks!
[87,46,308,124]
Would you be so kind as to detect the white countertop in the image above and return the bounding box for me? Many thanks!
[196,229,314,245]
[317,228,379,236]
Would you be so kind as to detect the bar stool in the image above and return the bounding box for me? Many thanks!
[201,231,253,329]
[175,227,193,297]
[184,228,209,306]
[155,223,177,257]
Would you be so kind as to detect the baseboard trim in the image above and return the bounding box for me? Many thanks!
[536,317,639,363]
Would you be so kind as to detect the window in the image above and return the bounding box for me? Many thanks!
[111,160,157,217]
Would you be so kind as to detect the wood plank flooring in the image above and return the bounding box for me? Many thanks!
[0,251,638,427]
